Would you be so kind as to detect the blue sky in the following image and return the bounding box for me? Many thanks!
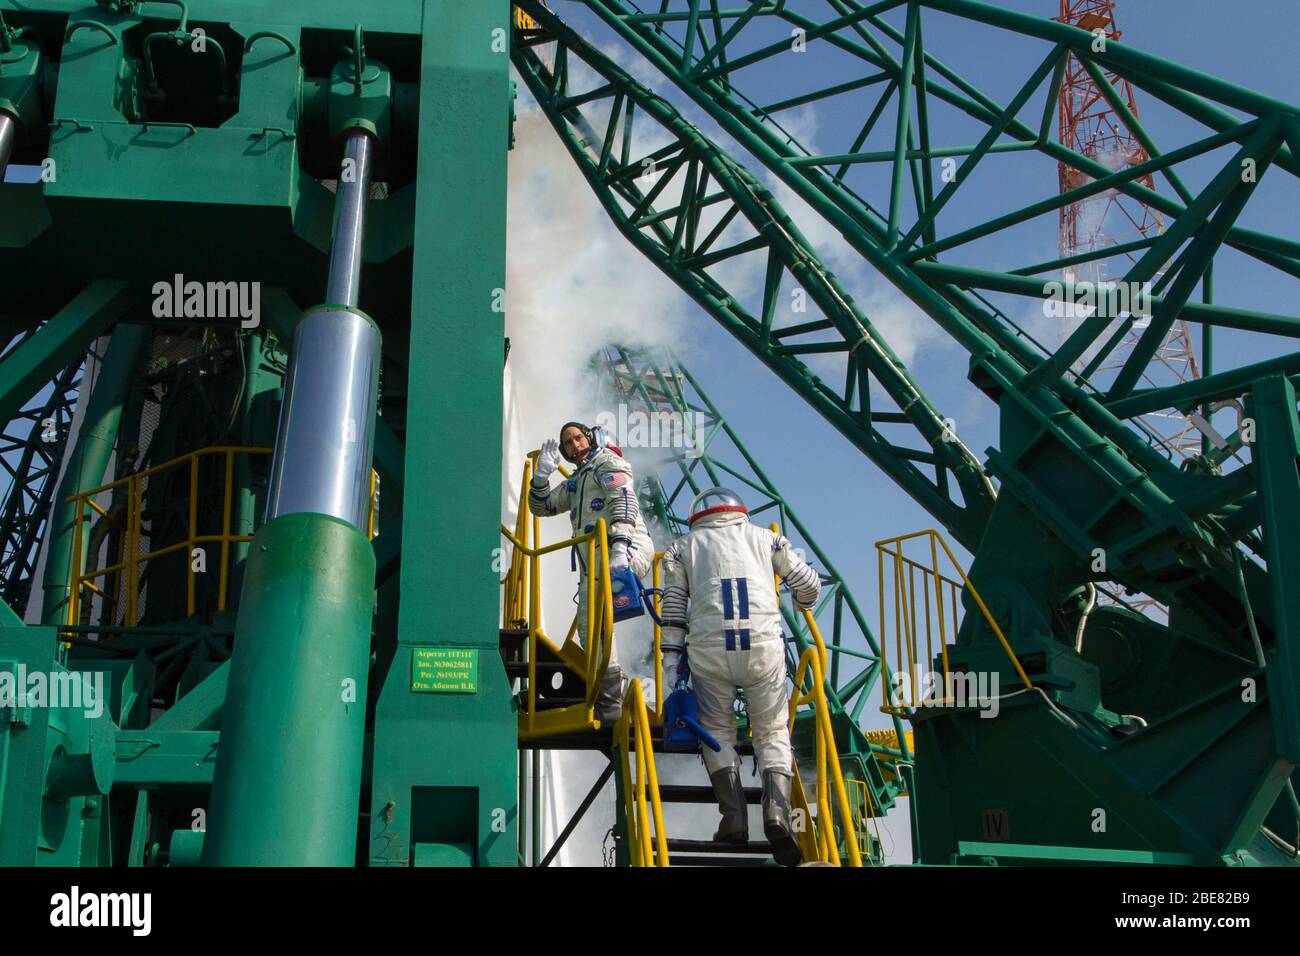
[523,0,1300,728]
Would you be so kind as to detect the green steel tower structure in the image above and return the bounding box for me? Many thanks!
[1,0,515,866]
[0,0,1298,866]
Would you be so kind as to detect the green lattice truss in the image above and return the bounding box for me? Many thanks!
[514,5,1300,636]
[0,331,81,619]
[512,0,1300,518]
[517,0,1300,776]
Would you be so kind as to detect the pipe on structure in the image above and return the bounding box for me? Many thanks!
[325,131,374,309]
[201,510,375,866]
[0,111,16,181]
[265,130,381,531]
[264,305,380,528]
[39,325,151,626]
[204,129,382,866]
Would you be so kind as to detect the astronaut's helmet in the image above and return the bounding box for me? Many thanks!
[688,487,749,525]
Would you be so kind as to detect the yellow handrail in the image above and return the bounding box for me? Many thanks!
[501,454,625,738]
[67,445,381,628]
[761,521,862,864]
[67,446,272,627]
[876,529,1032,715]
[864,728,915,796]
[789,613,864,867]
[649,550,667,723]
[615,678,669,867]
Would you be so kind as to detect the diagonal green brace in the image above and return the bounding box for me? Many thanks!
[1108,118,1285,399]
[1250,374,1300,764]
[0,597,21,626]
[0,280,133,423]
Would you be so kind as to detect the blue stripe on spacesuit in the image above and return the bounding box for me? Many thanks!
[722,578,750,651]
[724,627,751,651]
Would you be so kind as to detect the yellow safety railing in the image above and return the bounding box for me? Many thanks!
[846,778,874,857]
[864,728,915,796]
[67,446,272,627]
[501,457,535,631]
[876,529,1032,716]
[788,608,865,867]
[513,5,542,30]
[760,521,862,865]
[648,551,669,723]
[615,678,669,867]
[68,446,382,628]
[501,453,621,739]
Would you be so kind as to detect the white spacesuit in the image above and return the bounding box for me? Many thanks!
[659,487,820,866]
[528,423,654,722]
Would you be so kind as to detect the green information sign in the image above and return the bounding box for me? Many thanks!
[411,647,479,694]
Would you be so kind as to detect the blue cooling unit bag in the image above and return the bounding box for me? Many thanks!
[663,689,722,753]
[609,565,646,621]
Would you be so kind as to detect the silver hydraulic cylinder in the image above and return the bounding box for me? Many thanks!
[0,111,17,180]
[265,130,382,531]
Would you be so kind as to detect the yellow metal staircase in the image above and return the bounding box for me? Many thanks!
[501,454,864,866]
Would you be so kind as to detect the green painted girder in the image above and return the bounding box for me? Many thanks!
[515,5,1240,608]
[0,351,80,614]
[114,730,218,786]
[524,4,1300,861]
[37,323,148,627]
[513,12,994,551]
[556,0,1300,403]
[953,841,1195,866]
[367,0,516,869]
[0,281,132,425]
[1250,375,1300,764]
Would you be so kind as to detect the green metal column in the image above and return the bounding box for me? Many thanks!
[1251,374,1300,764]
[367,0,516,867]
[38,322,148,626]
[203,512,375,866]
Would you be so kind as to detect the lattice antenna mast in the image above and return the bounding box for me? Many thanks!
[1056,0,1201,459]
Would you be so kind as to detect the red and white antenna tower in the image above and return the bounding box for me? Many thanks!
[1056,0,1202,460]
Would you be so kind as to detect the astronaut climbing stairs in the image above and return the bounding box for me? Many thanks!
[502,464,872,866]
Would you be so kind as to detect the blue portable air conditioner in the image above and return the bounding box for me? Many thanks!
[610,565,649,622]
[663,687,722,753]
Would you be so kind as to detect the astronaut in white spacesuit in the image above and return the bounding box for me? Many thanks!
[659,487,820,866]
[528,422,655,723]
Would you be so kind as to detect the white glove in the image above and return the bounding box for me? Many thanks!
[609,540,630,570]
[535,439,561,482]
[661,651,682,691]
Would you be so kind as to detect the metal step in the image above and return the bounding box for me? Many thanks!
[503,659,573,678]
[518,726,756,754]
[668,854,771,867]
[666,838,774,855]
[532,696,588,711]
[657,784,763,804]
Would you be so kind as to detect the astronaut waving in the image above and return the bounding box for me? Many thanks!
[528,421,654,722]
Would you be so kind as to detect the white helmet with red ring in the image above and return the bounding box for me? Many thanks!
[687,487,749,525]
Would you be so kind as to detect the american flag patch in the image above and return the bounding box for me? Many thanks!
[601,472,629,488]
